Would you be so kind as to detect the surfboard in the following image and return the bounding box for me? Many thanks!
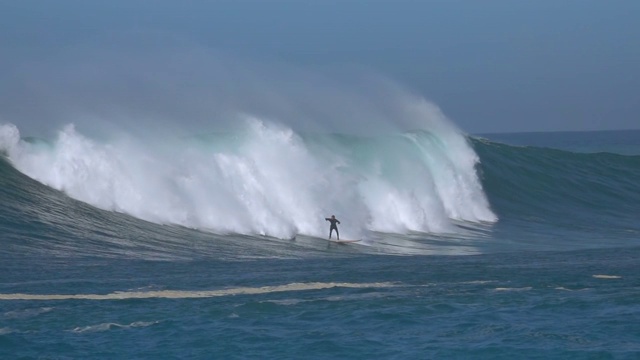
[329,239,361,244]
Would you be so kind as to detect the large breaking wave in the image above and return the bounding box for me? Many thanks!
[0,110,496,240]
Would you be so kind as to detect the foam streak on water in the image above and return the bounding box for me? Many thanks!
[0,282,397,300]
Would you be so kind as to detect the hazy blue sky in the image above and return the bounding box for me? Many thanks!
[1,0,639,134]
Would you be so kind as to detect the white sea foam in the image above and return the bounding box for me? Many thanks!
[0,282,397,301]
[263,299,306,306]
[555,287,590,292]
[3,307,53,319]
[494,287,532,292]
[0,327,15,335]
[71,321,159,333]
[592,275,621,279]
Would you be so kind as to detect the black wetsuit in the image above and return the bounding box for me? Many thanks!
[325,217,340,240]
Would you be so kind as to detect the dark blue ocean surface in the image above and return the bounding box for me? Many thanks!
[1,128,639,359]
[2,250,640,359]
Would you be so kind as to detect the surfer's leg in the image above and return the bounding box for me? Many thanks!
[336,228,339,240]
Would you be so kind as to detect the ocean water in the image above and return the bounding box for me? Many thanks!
[1,120,639,359]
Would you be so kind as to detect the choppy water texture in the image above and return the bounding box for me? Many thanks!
[1,126,639,359]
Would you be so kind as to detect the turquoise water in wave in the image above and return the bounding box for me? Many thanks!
[1,129,640,359]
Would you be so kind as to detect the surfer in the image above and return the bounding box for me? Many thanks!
[325,215,340,240]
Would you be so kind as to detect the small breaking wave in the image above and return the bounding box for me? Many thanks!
[71,321,159,333]
[592,275,621,279]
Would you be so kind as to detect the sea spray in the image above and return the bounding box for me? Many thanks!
[0,124,20,155]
